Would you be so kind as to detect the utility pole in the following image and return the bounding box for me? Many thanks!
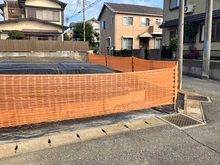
[177,0,184,89]
[83,0,85,41]
[202,0,213,79]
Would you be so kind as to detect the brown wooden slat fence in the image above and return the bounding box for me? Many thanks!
[0,40,89,52]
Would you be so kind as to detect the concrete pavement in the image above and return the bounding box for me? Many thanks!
[0,75,220,165]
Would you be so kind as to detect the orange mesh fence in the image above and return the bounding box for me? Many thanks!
[88,53,106,66]
[88,53,177,72]
[133,57,177,71]
[0,66,177,128]
[0,54,178,128]
[106,55,133,72]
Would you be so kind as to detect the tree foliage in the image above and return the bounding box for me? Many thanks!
[72,22,99,47]
[184,22,199,43]
[7,30,25,40]
[169,38,178,51]
[64,33,70,41]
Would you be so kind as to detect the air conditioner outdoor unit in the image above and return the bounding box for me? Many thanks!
[184,4,195,14]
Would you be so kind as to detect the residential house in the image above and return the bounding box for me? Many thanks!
[160,0,220,57]
[87,17,100,44]
[68,17,100,43]
[97,2,163,55]
[0,0,67,40]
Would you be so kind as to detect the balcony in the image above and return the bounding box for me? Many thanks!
[149,25,162,35]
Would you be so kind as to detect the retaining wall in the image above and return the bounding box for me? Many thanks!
[183,60,220,80]
[0,51,88,62]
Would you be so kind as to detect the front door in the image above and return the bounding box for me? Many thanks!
[139,38,149,49]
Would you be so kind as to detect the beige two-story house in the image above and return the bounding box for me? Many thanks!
[160,0,220,57]
[0,0,67,40]
[97,2,163,55]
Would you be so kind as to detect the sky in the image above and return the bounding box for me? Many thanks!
[0,0,164,26]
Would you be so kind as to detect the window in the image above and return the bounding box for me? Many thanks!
[102,21,106,30]
[122,37,133,50]
[106,38,111,47]
[170,0,186,10]
[155,38,162,49]
[156,19,162,25]
[123,17,133,25]
[36,10,59,21]
[140,17,150,26]
[170,31,176,41]
[200,25,205,41]
[110,17,113,24]
[200,22,220,42]
[170,0,180,9]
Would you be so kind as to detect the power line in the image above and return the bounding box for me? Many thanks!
[64,0,81,25]
[67,0,101,21]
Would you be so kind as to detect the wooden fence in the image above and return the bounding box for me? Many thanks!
[0,40,89,52]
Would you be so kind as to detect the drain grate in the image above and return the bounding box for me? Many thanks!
[187,95,209,102]
[160,113,204,129]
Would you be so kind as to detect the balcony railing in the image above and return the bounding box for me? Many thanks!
[149,25,162,34]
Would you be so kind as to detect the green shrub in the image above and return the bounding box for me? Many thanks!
[169,38,178,51]
[117,49,132,56]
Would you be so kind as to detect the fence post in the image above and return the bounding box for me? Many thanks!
[173,63,179,111]
[87,52,89,62]
[132,56,134,72]
[105,55,107,67]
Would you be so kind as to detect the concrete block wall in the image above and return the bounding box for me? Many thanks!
[183,60,220,80]
[0,51,88,62]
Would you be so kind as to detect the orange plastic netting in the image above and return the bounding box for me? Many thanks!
[88,53,177,72]
[0,54,178,128]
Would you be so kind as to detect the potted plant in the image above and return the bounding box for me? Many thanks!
[169,38,178,59]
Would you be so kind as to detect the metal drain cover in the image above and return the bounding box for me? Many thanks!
[159,113,204,129]
[187,95,210,102]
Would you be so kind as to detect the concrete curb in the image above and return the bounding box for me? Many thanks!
[0,117,167,158]
[178,90,211,123]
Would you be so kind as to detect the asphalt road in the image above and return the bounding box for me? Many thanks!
[0,75,220,165]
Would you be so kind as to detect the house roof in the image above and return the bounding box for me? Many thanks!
[160,9,220,28]
[0,18,68,31]
[97,2,163,21]
[1,0,67,10]
[8,1,21,8]
[139,32,152,38]
[18,0,67,8]
[87,17,99,23]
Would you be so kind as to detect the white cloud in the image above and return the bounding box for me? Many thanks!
[0,0,163,26]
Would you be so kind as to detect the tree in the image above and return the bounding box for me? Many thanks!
[184,22,199,43]
[72,22,99,47]
[7,30,25,40]
[64,33,70,41]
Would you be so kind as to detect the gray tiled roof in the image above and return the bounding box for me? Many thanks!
[105,2,163,16]
[160,9,220,28]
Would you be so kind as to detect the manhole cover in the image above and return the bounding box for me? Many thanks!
[160,113,204,129]
[187,95,209,102]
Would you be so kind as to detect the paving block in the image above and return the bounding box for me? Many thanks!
[76,127,106,141]
[187,100,200,108]
[143,117,167,126]
[122,119,151,130]
[101,122,129,135]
